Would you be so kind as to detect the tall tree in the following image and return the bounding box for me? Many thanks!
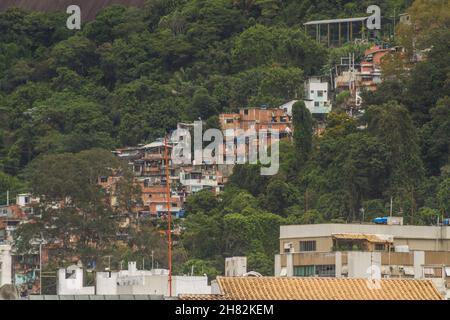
[366,102,424,223]
[292,100,313,167]
[15,149,139,267]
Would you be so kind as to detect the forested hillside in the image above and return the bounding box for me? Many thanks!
[1,0,449,277]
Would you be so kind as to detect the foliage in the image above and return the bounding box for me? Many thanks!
[292,100,312,167]
[1,0,448,277]
[14,149,140,266]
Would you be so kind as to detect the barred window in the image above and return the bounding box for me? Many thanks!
[293,265,335,277]
[299,240,316,252]
[316,265,336,277]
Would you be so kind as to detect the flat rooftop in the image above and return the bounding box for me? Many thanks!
[280,224,450,240]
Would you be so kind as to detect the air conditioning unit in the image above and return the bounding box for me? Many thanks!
[284,242,294,253]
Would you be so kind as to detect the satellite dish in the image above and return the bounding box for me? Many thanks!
[0,285,19,300]
[243,271,262,277]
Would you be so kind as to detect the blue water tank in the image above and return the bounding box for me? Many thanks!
[373,217,388,224]
[444,219,450,226]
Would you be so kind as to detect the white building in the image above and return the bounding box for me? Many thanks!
[303,77,332,114]
[57,265,95,295]
[280,77,332,116]
[96,262,211,296]
[15,193,39,207]
[0,244,12,287]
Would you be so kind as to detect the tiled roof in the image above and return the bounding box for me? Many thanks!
[181,277,442,300]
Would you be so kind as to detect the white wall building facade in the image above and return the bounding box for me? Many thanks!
[57,265,95,295]
[279,78,332,116]
[95,262,211,296]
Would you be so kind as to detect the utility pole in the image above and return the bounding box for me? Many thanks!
[39,241,42,295]
[6,190,9,206]
[37,233,46,295]
[390,197,393,217]
[164,135,172,297]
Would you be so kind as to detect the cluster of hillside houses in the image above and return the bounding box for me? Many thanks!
[2,12,443,300]
[0,41,426,295]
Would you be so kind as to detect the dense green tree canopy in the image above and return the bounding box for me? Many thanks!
[0,0,448,278]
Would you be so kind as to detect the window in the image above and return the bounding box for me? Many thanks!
[171,202,177,207]
[299,240,316,252]
[244,109,249,115]
[293,265,335,277]
[375,244,385,251]
[225,119,233,124]
[317,90,324,97]
[100,176,108,183]
[316,265,335,277]
[294,265,315,277]
[314,101,320,107]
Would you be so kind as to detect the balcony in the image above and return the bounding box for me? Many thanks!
[143,153,164,160]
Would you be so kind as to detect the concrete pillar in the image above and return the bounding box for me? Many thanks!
[335,252,342,278]
[274,255,281,276]
[414,251,425,279]
[348,252,381,279]
[0,246,12,286]
[286,254,293,277]
[128,261,137,274]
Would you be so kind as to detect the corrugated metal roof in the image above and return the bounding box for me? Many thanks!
[331,233,394,243]
[304,17,368,25]
[332,233,394,243]
[180,277,443,300]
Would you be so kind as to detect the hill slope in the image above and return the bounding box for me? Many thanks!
[0,0,144,21]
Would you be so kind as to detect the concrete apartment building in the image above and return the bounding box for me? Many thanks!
[219,107,292,139]
[112,141,186,218]
[111,132,234,218]
[275,223,450,298]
